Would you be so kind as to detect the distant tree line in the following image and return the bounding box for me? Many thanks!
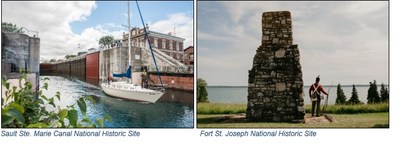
[335,80,389,105]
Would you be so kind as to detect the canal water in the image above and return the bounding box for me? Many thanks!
[40,76,194,128]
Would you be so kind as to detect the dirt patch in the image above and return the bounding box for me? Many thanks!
[305,114,336,124]
[211,114,336,124]
[214,113,248,123]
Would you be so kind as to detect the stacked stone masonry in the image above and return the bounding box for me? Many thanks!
[247,11,305,123]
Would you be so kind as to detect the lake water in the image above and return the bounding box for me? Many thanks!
[40,76,193,128]
[207,85,388,105]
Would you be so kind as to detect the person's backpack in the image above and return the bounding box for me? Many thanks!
[310,84,320,101]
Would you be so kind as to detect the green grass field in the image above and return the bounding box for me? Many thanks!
[197,103,389,128]
[197,103,389,114]
[197,113,388,128]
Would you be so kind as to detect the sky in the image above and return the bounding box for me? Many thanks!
[2,1,193,60]
[198,1,389,86]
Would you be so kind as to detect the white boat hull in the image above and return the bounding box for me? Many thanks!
[101,82,164,103]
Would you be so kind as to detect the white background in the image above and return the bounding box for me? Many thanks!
[1,0,399,145]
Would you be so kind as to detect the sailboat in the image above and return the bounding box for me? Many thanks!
[100,1,165,103]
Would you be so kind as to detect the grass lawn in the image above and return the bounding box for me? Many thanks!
[197,112,388,128]
[197,103,388,114]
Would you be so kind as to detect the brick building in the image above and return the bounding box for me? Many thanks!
[183,46,194,65]
[122,26,185,62]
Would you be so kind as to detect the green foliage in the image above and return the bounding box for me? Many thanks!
[380,83,389,103]
[77,51,87,56]
[64,54,77,60]
[99,35,115,48]
[367,80,381,104]
[335,84,347,104]
[197,78,209,103]
[347,84,362,105]
[1,22,24,33]
[1,75,110,128]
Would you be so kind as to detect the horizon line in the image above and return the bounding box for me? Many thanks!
[208,84,389,87]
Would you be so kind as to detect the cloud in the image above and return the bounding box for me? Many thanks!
[2,1,193,60]
[148,13,193,48]
[198,1,388,85]
[2,1,98,59]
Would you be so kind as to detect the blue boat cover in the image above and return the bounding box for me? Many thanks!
[113,66,131,78]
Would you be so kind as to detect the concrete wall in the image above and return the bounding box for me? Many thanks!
[1,34,40,73]
[1,32,40,97]
[99,46,141,80]
[29,37,40,73]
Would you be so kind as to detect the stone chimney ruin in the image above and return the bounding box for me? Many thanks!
[247,11,305,123]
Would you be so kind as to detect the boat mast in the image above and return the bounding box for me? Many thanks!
[127,1,131,67]
[135,0,164,88]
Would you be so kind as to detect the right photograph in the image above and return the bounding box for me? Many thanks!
[197,1,389,128]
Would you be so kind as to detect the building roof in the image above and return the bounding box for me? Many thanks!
[184,46,194,51]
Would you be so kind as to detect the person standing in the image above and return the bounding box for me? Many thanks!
[107,72,113,84]
[309,75,329,117]
[141,66,149,88]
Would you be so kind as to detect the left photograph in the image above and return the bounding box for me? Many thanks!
[1,1,194,128]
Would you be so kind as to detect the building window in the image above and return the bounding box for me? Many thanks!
[162,39,166,49]
[154,38,158,48]
[189,54,194,60]
[169,40,173,50]
[140,38,144,47]
[180,43,183,51]
[176,42,180,51]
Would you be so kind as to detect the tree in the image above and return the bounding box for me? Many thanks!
[1,22,24,33]
[50,59,57,62]
[348,84,361,104]
[197,78,209,103]
[99,35,114,49]
[380,83,389,103]
[367,80,381,104]
[65,54,77,59]
[77,51,87,56]
[335,83,347,105]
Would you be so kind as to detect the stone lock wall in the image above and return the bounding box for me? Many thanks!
[247,11,305,123]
